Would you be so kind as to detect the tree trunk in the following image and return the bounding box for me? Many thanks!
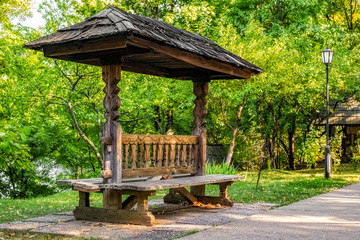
[262,136,270,169]
[257,99,269,169]
[288,130,295,170]
[67,102,103,167]
[154,105,161,132]
[224,122,240,166]
[223,99,246,167]
[92,102,103,141]
[270,129,276,168]
[166,108,173,134]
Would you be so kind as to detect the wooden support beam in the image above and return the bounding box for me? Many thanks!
[103,189,122,210]
[174,187,198,204]
[163,189,186,204]
[192,81,208,176]
[122,166,197,179]
[61,47,153,62]
[191,81,208,197]
[102,65,122,183]
[118,189,156,196]
[44,38,127,57]
[79,192,90,208]
[122,134,199,145]
[73,206,155,226]
[121,60,170,78]
[137,192,149,212]
[219,182,233,199]
[128,36,253,79]
[197,182,233,206]
[122,195,137,210]
[198,196,234,207]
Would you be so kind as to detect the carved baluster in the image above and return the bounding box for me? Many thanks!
[138,144,144,168]
[193,144,199,167]
[144,144,150,168]
[181,144,187,166]
[190,145,195,165]
[152,144,158,167]
[164,144,169,167]
[169,144,176,167]
[130,144,137,169]
[186,144,190,166]
[157,144,164,167]
[124,144,129,169]
[176,145,181,166]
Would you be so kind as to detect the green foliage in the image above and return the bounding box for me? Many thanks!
[350,137,360,170]
[298,129,324,169]
[0,0,31,28]
[2,0,360,199]
[205,163,238,175]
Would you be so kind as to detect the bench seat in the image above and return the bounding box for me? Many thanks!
[57,174,244,225]
[100,174,243,191]
[58,174,244,192]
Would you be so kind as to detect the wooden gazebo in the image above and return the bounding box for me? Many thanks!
[25,6,263,225]
[318,97,360,162]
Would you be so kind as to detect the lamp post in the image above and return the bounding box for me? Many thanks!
[321,46,334,179]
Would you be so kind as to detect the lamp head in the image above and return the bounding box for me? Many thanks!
[321,46,334,66]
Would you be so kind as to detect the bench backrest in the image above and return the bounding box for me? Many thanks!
[121,134,199,178]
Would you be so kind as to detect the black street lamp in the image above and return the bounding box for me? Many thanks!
[321,46,334,179]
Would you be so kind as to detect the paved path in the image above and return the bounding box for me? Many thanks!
[0,201,274,239]
[181,182,360,240]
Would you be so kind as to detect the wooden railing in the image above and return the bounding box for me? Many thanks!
[122,134,199,178]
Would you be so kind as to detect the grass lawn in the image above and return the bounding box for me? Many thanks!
[225,165,360,205]
[0,164,359,237]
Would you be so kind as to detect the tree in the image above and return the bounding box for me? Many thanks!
[337,0,360,30]
[0,0,31,28]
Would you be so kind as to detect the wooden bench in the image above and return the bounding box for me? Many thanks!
[58,134,244,225]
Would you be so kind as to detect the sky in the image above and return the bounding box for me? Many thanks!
[15,0,46,28]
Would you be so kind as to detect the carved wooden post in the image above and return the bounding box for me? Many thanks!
[102,65,122,209]
[191,80,209,197]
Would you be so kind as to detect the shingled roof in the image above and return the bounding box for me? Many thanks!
[24,6,263,80]
[318,97,360,125]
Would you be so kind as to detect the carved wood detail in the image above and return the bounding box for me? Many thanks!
[122,134,199,145]
[191,81,209,197]
[192,81,208,137]
[101,65,122,184]
[192,81,208,176]
[120,134,199,178]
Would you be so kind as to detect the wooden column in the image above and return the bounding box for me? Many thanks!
[101,65,122,183]
[102,65,122,209]
[191,80,209,197]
